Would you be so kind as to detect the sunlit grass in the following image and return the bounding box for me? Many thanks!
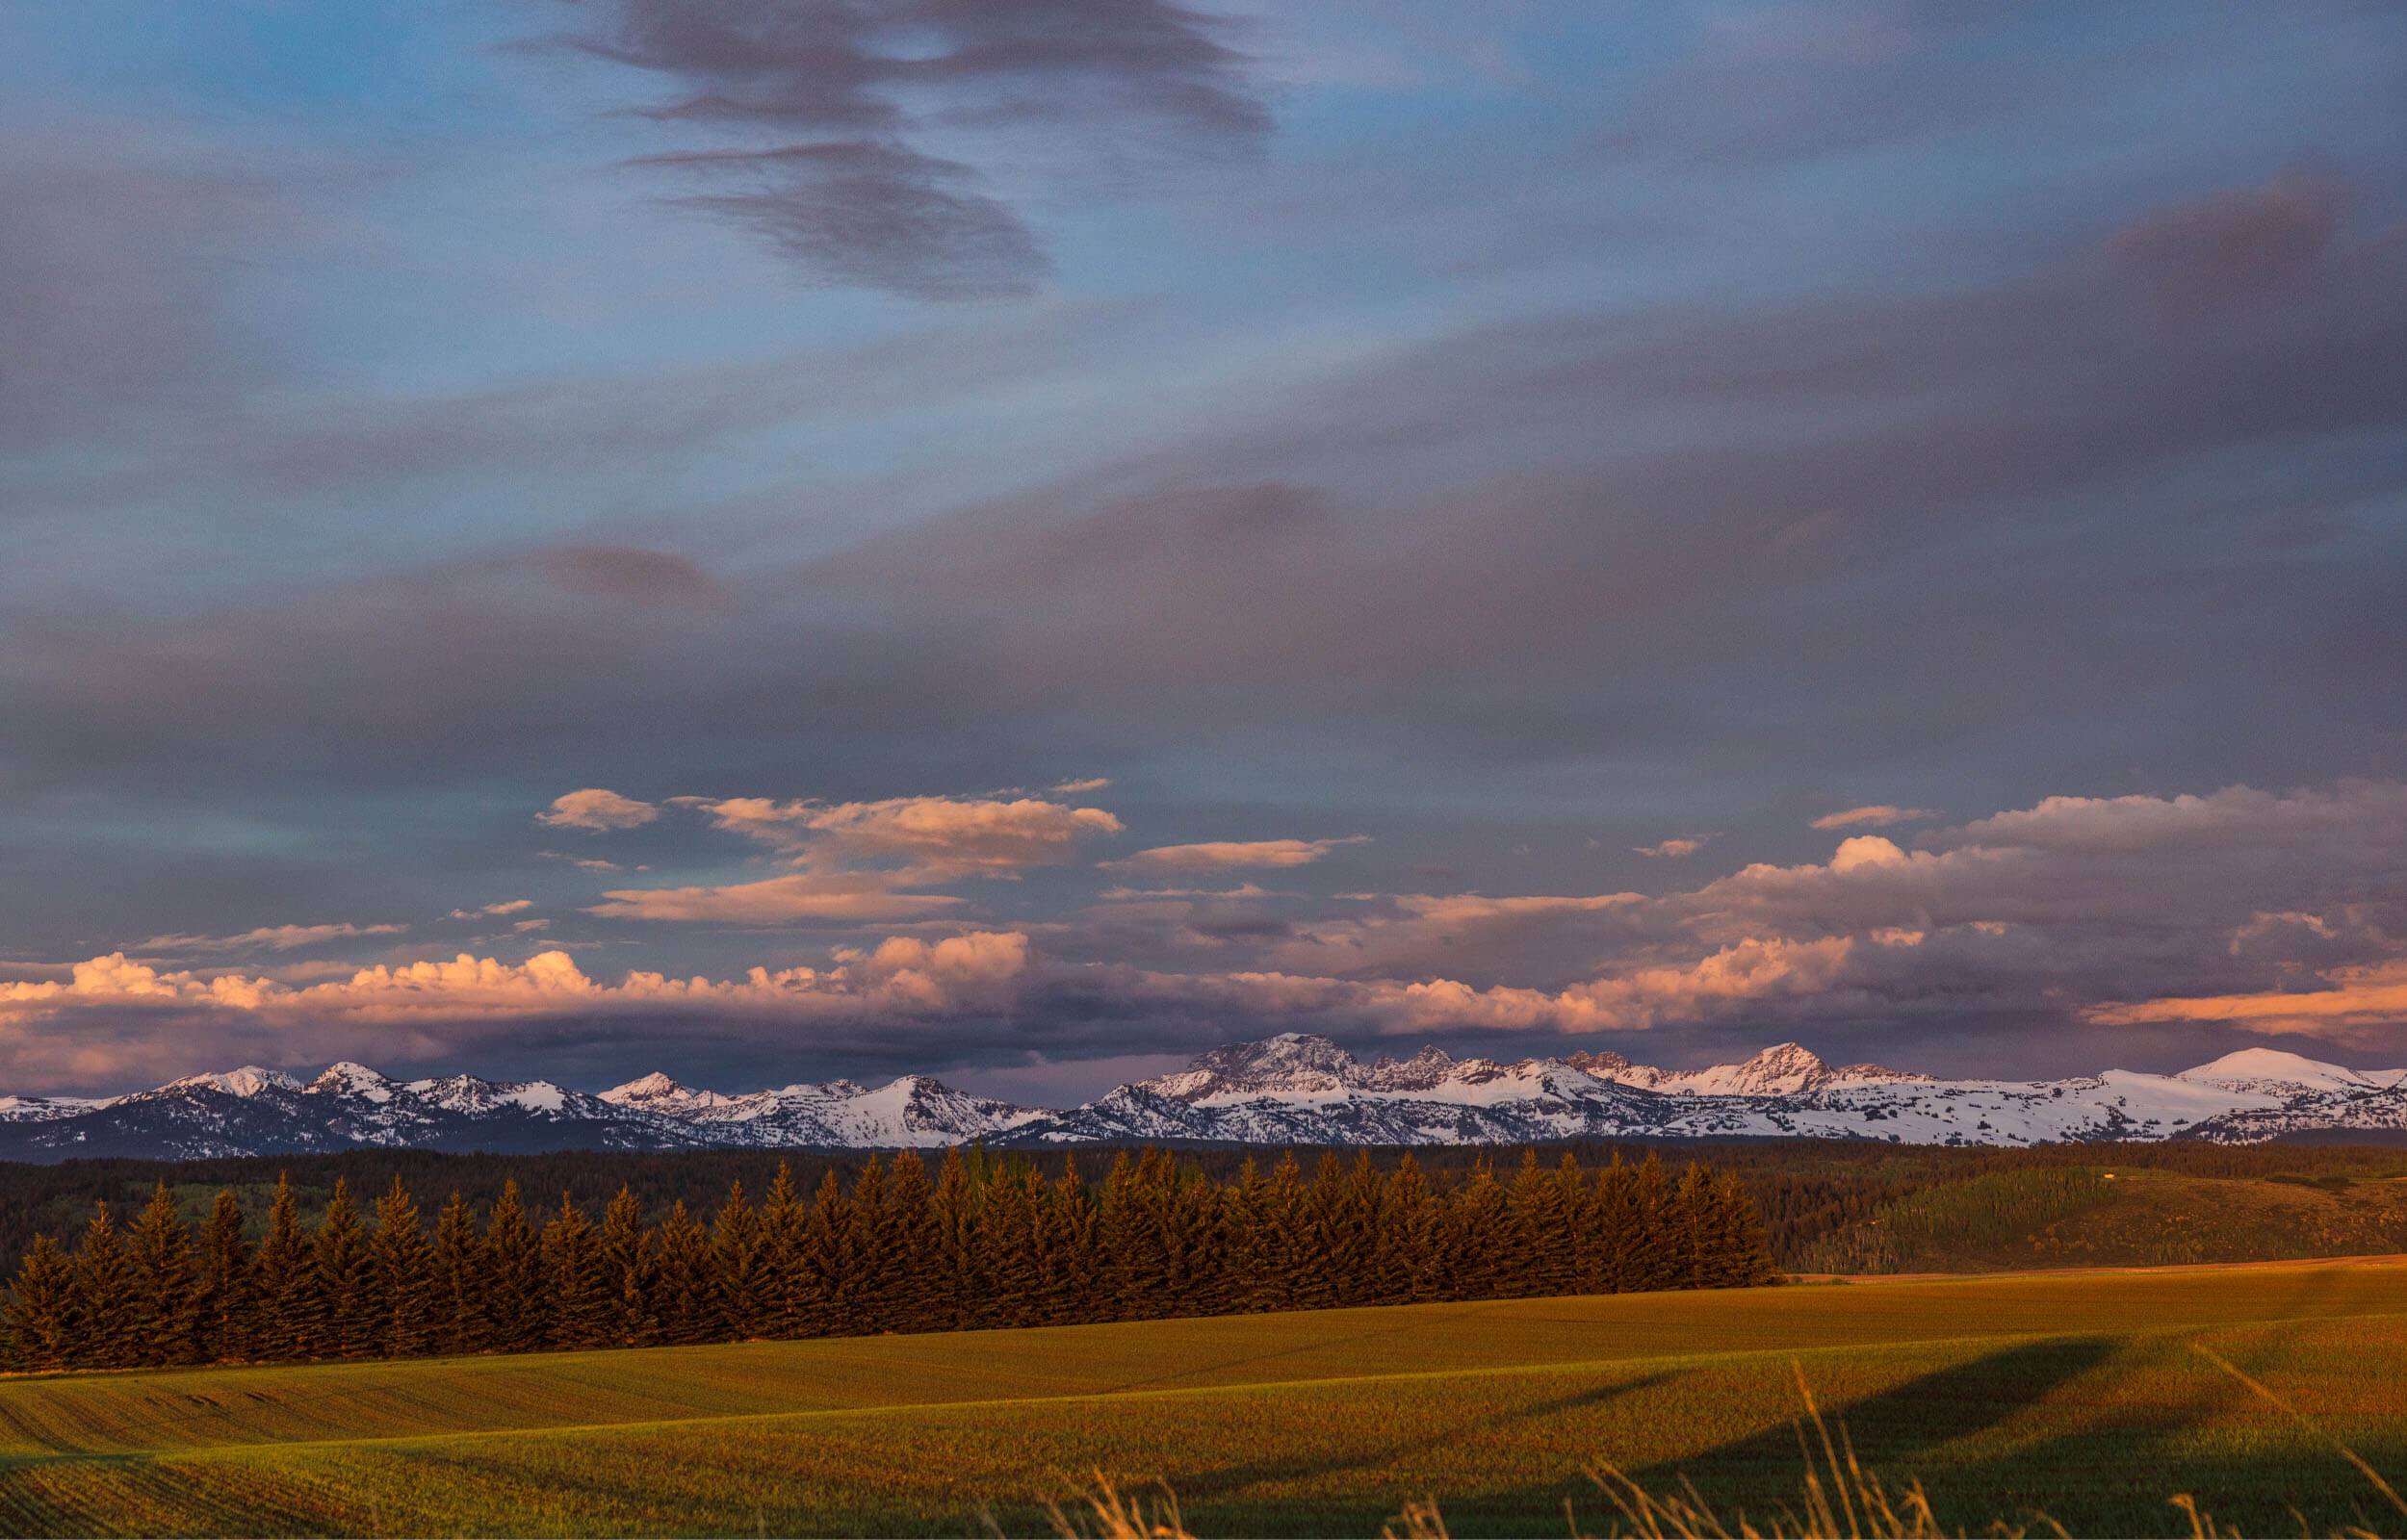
[2,1258,2404,1536]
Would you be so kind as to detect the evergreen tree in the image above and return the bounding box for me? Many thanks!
[976,1165,1044,1327]
[1375,1155,1440,1303]
[484,1179,548,1352]
[1441,1160,1511,1302]
[927,1148,980,1330]
[598,1186,656,1348]
[5,1234,77,1371]
[1255,1151,1307,1313]
[795,1168,852,1337]
[651,1199,717,1345]
[126,1181,197,1366]
[542,1194,610,1349]
[430,1189,490,1354]
[252,1173,313,1360]
[881,1149,934,1328]
[310,1178,376,1358]
[759,1164,810,1339]
[1036,1155,1097,1326]
[72,1203,136,1368]
[372,1177,436,1357]
[845,1156,893,1334]
[194,1190,254,1363]
[1619,1153,1676,1293]
[712,1180,769,1340]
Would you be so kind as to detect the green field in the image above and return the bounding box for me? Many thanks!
[2,1258,2404,1537]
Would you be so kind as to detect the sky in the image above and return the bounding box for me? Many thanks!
[3,0,2405,1101]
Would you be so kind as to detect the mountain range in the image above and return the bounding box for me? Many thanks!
[3,1036,2404,1163]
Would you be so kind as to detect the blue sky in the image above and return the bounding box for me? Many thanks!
[3,0,2405,1099]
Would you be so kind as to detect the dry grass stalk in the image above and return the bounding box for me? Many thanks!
[1038,1471,1194,1539]
[1577,1361,2057,1540]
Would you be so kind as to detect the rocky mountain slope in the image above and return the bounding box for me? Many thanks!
[2,1037,2401,1162]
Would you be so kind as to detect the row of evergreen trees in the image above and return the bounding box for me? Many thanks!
[3,1146,1775,1372]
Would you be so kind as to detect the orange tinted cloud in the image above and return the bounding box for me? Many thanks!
[1811,805,1939,830]
[537,788,660,831]
[2085,959,2407,1037]
[1109,836,1365,872]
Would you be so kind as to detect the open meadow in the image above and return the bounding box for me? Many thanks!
[1,1256,2403,1536]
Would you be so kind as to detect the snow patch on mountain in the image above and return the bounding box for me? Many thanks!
[7,1035,2406,1161]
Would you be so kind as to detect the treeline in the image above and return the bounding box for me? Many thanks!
[3,1147,1774,1372]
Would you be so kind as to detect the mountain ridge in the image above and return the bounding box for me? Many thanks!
[0,1037,2399,1162]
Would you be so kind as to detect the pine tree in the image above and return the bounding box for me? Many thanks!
[1256,1151,1307,1313]
[5,1234,77,1371]
[760,1164,810,1339]
[712,1180,769,1340]
[311,1178,376,1358]
[845,1156,893,1334]
[72,1203,136,1368]
[881,1148,934,1329]
[1667,1164,1718,1288]
[1701,1172,1778,1287]
[795,1168,852,1337]
[1036,1155,1097,1327]
[598,1187,656,1348]
[431,1189,490,1354]
[976,1165,1044,1327]
[484,1179,548,1352]
[1506,1149,1579,1298]
[1166,1167,1227,1316]
[194,1190,254,1363]
[126,1180,197,1366]
[1375,1155,1440,1303]
[252,1173,313,1360]
[542,1194,610,1349]
[1441,1160,1512,1302]
[1619,1153,1675,1293]
[651,1199,717,1345]
[927,1148,980,1330]
[373,1177,436,1357]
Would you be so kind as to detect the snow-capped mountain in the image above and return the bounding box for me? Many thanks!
[596,1071,1045,1148]
[3,1035,2403,1162]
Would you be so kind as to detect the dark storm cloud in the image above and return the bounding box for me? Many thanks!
[556,0,1269,296]
[0,127,290,454]
[7,170,2405,798]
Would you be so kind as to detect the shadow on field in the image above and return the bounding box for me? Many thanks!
[1627,1337,2121,1492]
[1188,1371,1675,1501]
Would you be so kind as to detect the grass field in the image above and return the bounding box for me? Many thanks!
[2,1258,2404,1537]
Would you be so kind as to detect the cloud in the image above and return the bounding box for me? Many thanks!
[0,123,298,456]
[1051,777,1113,794]
[592,790,1122,927]
[700,793,1122,875]
[539,547,722,610]
[1109,836,1366,873]
[132,923,406,956]
[2087,959,2407,1039]
[588,872,965,925]
[0,934,1032,1084]
[2107,170,2347,307]
[1634,835,1711,859]
[448,899,535,919]
[556,0,1267,297]
[1811,806,1939,830]
[537,788,660,831]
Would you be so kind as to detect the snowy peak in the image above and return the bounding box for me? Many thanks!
[600,1070,732,1115]
[1564,1043,1923,1096]
[1143,1032,1362,1102]
[309,1062,395,1102]
[2176,1048,2391,1096]
[1669,1042,1833,1096]
[11,1036,2407,1160]
[146,1065,300,1099]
